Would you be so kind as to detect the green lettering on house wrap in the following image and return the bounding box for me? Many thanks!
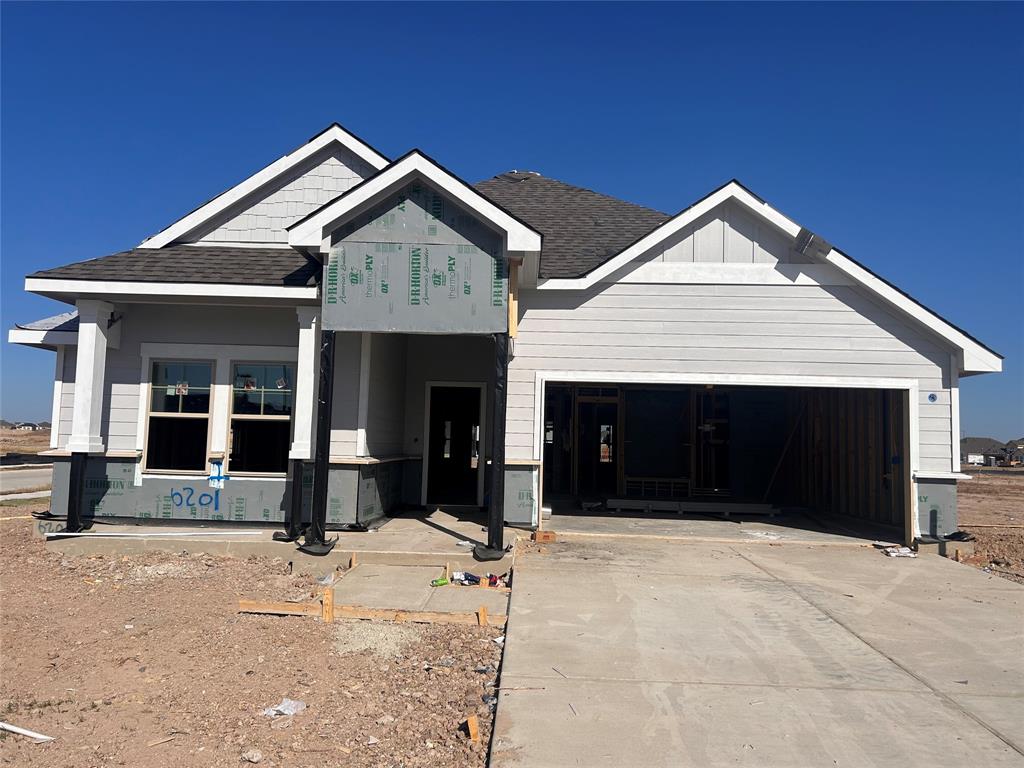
[409,248,422,305]
[492,257,504,307]
[326,251,340,305]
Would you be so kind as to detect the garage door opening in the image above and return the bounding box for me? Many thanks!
[542,382,911,541]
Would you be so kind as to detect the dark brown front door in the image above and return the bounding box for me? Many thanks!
[427,386,480,505]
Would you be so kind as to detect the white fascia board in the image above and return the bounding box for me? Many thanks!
[25,277,317,301]
[820,249,1002,374]
[538,182,802,291]
[140,125,389,249]
[288,152,543,253]
[7,328,78,348]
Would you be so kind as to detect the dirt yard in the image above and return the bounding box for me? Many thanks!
[957,470,1024,584]
[0,501,503,767]
[0,428,51,463]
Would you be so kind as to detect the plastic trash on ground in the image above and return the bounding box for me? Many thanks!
[262,698,307,717]
[881,546,917,558]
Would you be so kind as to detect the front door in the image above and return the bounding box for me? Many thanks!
[426,386,481,505]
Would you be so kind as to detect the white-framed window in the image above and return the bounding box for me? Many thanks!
[145,360,213,471]
[228,362,296,474]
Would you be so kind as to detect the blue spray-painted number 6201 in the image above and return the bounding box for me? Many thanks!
[170,486,219,511]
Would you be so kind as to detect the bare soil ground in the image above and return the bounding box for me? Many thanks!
[957,471,1024,584]
[0,428,51,464]
[0,500,503,767]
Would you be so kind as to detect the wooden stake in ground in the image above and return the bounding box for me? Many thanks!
[322,585,334,623]
[465,715,480,743]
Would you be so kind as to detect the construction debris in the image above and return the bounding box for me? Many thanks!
[881,546,917,558]
[0,720,55,742]
[262,698,306,718]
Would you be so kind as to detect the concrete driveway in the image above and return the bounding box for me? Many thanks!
[492,535,1024,767]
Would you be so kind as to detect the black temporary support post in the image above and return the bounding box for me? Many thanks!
[274,458,306,542]
[299,328,337,556]
[475,332,508,561]
[66,453,87,533]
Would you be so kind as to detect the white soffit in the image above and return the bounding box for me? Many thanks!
[140,124,390,249]
[538,181,1001,375]
[287,151,543,253]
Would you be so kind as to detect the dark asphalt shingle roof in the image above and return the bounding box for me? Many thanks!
[474,172,670,279]
[30,246,319,286]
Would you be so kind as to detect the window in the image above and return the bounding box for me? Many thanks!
[600,424,614,463]
[229,363,295,473]
[146,361,213,471]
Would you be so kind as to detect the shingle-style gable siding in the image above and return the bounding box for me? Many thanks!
[195,147,377,244]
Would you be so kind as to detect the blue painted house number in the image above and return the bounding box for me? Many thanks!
[170,486,220,511]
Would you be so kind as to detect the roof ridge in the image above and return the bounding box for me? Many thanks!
[477,172,669,217]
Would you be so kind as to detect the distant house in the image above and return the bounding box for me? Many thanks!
[13,422,42,431]
[961,436,1024,466]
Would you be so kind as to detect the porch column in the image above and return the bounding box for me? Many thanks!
[289,306,319,461]
[65,299,113,533]
[278,306,318,543]
[66,300,114,454]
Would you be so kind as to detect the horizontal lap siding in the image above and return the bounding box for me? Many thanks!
[509,283,953,471]
[365,334,407,456]
[330,333,361,456]
[57,347,77,446]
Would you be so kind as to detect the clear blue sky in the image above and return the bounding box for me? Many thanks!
[2,2,1021,439]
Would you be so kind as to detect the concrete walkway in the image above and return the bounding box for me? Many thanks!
[492,535,1024,767]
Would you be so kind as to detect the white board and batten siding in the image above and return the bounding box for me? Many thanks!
[649,200,809,265]
[509,280,955,474]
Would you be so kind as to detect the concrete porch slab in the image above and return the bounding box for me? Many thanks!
[38,508,513,573]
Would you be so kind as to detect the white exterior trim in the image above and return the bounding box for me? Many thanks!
[529,369,921,538]
[25,277,317,301]
[949,353,961,472]
[7,328,79,348]
[915,471,972,481]
[67,300,114,454]
[289,307,319,460]
[50,346,65,449]
[420,381,487,508]
[287,151,543,253]
[140,124,389,249]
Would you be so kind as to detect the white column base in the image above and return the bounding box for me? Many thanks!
[288,442,312,460]
[66,437,106,454]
